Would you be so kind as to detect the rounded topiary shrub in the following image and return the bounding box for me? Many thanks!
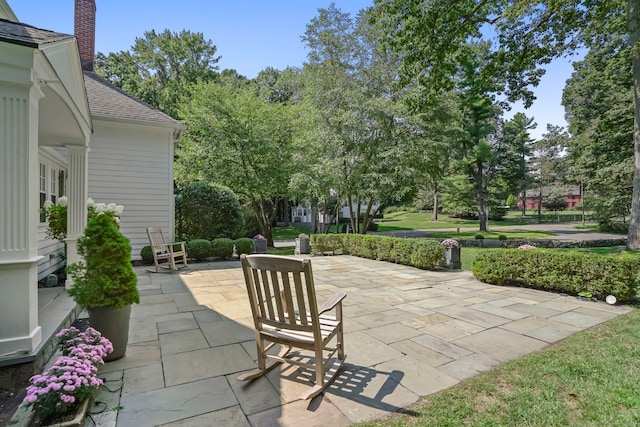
[498,234,508,241]
[67,213,139,309]
[187,239,212,261]
[175,182,244,241]
[475,234,485,240]
[234,238,253,256]
[140,245,154,264]
[212,238,234,259]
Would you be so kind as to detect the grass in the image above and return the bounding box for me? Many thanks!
[427,230,553,239]
[266,246,295,256]
[358,307,640,427]
[375,211,591,232]
[272,225,310,240]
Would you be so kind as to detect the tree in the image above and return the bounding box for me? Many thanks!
[301,5,413,233]
[372,0,640,249]
[497,113,536,216]
[563,29,634,227]
[175,81,294,245]
[96,29,221,118]
[530,125,570,222]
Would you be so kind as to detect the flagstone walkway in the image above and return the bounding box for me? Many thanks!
[88,256,631,426]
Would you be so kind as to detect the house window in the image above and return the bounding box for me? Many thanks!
[50,168,58,205]
[39,163,47,222]
[39,160,67,224]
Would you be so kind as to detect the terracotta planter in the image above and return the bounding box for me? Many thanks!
[89,305,131,361]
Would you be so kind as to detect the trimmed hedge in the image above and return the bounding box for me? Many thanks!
[311,234,444,270]
[187,239,212,261]
[234,238,253,256]
[472,249,640,302]
[212,238,234,259]
[501,238,627,249]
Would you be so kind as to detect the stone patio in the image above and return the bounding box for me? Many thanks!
[82,255,631,426]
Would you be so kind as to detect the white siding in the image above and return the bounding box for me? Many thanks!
[88,120,176,260]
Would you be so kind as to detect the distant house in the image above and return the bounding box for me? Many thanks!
[0,0,184,360]
[291,199,381,224]
[518,185,581,210]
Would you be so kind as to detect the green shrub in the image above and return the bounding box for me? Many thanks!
[472,249,640,302]
[475,234,485,240]
[498,234,508,241]
[488,206,508,221]
[175,182,244,241]
[140,245,154,264]
[187,239,212,261]
[312,234,444,270]
[234,238,253,256]
[67,213,138,309]
[311,234,345,254]
[212,238,234,259]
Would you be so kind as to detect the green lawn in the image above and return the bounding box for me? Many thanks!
[271,225,310,240]
[375,210,589,232]
[427,230,553,239]
[358,308,640,427]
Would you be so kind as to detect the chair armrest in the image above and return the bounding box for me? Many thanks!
[319,292,347,315]
[168,242,186,253]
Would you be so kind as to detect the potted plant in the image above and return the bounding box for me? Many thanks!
[441,239,461,269]
[253,234,267,253]
[67,203,139,361]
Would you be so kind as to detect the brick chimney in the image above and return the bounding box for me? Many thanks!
[74,0,96,72]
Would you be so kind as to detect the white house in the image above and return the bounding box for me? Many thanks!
[0,0,184,361]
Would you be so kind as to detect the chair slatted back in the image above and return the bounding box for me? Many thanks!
[147,227,168,255]
[241,254,320,335]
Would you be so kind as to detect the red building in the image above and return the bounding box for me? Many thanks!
[518,185,581,210]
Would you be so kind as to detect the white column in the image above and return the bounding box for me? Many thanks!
[0,82,44,357]
[65,145,89,289]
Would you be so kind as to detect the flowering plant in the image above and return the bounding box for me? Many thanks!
[441,239,459,248]
[253,234,266,240]
[517,244,537,249]
[56,327,113,362]
[43,197,124,242]
[23,326,112,421]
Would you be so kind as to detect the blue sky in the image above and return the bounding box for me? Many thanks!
[11,0,580,140]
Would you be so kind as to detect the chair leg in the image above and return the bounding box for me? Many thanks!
[237,342,289,382]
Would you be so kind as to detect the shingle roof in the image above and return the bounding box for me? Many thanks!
[83,72,184,128]
[0,18,73,48]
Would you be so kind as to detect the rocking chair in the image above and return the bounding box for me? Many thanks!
[146,227,187,272]
[238,254,346,399]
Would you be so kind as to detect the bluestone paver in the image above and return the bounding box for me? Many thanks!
[85,257,633,426]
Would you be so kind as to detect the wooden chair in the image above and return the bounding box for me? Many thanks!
[146,227,187,272]
[238,254,346,400]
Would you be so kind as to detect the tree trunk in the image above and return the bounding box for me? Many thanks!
[627,0,640,249]
[537,190,543,224]
[432,183,439,221]
[476,167,487,232]
[283,199,290,226]
[521,190,526,216]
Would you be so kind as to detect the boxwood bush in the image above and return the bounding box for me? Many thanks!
[140,245,154,264]
[311,234,444,270]
[234,238,253,255]
[187,239,212,261]
[472,249,640,302]
[212,238,234,259]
